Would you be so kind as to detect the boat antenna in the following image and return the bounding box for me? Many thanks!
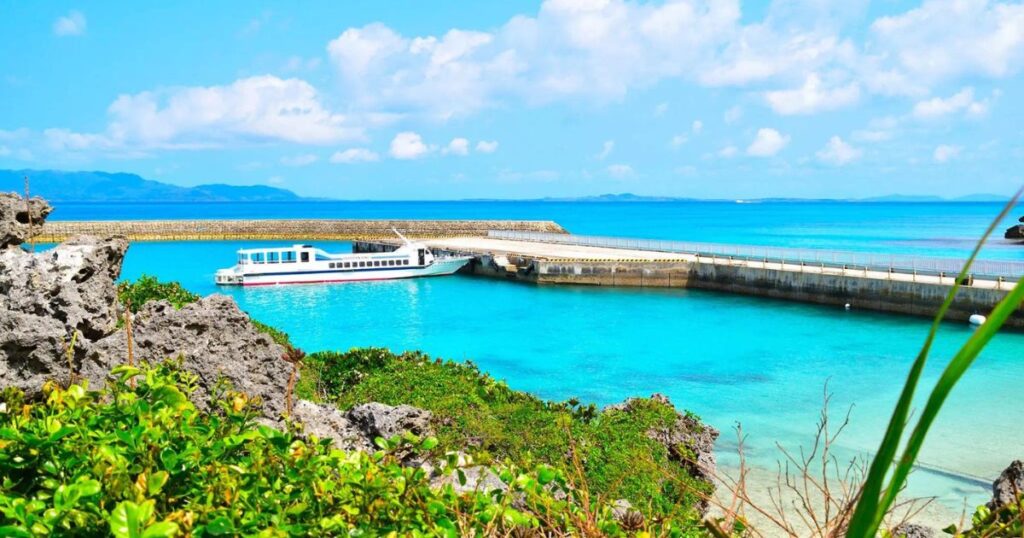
[392,227,414,247]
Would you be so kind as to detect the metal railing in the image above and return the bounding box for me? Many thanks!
[487,230,1024,280]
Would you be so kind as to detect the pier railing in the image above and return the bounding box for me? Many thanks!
[487,230,1024,280]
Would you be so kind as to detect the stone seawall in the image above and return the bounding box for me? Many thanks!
[37,219,568,242]
[355,239,1024,328]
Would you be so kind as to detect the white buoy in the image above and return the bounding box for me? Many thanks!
[844,303,851,310]
[969,314,986,326]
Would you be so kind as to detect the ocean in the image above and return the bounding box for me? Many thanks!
[51,200,1024,519]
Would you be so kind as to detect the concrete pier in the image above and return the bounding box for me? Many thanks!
[36,219,567,242]
[355,235,1024,328]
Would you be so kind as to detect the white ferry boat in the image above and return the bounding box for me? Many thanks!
[214,231,472,287]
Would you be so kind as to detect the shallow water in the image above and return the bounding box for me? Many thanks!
[120,237,1024,514]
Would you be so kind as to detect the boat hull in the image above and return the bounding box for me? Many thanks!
[217,256,472,287]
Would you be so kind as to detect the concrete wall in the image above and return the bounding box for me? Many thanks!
[39,219,568,242]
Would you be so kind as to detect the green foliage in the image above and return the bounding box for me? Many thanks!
[117,275,199,312]
[250,319,293,349]
[0,361,698,537]
[299,348,712,521]
[951,497,1024,537]
[847,190,1024,538]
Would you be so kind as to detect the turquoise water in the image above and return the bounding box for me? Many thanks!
[77,201,1024,513]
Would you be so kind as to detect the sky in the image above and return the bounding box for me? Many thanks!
[1,0,1023,200]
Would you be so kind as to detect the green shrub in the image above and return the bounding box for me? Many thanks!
[299,349,712,522]
[0,361,691,537]
[117,275,199,312]
[250,319,293,349]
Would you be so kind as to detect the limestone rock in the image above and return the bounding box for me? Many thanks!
[430,466,508,495]
[0,235,127,396]
[91,295,292,420]
[291,400,370,451]
[892,523,935,538]
[1006,224,1024,240]
[988,460,1024,510]
[0,192,51,248]
[346,402,433,441]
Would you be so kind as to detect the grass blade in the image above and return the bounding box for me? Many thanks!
[846,190,1022,538]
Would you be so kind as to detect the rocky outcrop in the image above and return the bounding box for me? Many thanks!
[430,466,508,495]
[291,400,435,455]
[0,235,128,396]
[1006,219,1024,240]
[892,523,935,538]
[988,460,1024,510]
[0,192,51,248]
[90,295,293,419]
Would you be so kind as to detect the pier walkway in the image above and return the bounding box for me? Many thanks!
[356,231,1024,328]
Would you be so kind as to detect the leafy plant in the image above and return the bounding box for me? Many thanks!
[846,191,1024,538]
[117,275,199,312]
[0,360,695,536]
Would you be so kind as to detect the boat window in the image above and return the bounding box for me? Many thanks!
[329,262,335,269]
[359,261,365,268]
[267,252,279,264]
[389,260,395,266]
[237,253,248,264]
[282,251,296,263]
[252,252,265,264]
[300,252,310,263]
[402,259,408,265]
[374,261,381,267]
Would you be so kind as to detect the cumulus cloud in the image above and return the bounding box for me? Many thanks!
[933,144,961,162]
[868,0,1024,84]
[764,74,860,115]
[912,87,991,118]
[746,128,789,157]
[330,148,380,163]
[816,136,862,165]
[44,76,362,153]
[596,140,614,160]
[280,154,318,167]
[389,131,431,159]
[53,11,86,37]
[443,137,470,156]
[607,164,636,179]
[475,140,499,153]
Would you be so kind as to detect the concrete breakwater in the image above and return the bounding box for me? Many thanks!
[356,236,1024,328]
[36,219,567,242]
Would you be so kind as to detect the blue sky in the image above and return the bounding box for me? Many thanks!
[1,0,1022,200]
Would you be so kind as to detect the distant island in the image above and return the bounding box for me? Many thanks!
[2,169,302,202]
[2,170,1014,204]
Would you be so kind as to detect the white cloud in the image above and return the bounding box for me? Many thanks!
[475,140,499,153]
[44,76,362,153]
[912,87,990,118]
[330,148,380,163]
[596,140,614,160]
[816,136,862,165]
[691,120,703,133]
[390,131,431,159]
[724,106,743,123]
[933,144,962,163]
[281,154,318,167]
[869,0,1024,84]
[607,164,636,179]
[718,145,738,158]
[852,129,892,143]
[764,73,860,115]
[746,128,790,157]
[670,134,688,148]
[443,137,470,156]
[53,11,86,37]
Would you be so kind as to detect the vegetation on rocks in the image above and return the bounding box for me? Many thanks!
[298,348,713,523]
[0,361,702,537]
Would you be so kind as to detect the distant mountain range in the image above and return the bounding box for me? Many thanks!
[1,171,1014,203]
[2,170,302,202]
